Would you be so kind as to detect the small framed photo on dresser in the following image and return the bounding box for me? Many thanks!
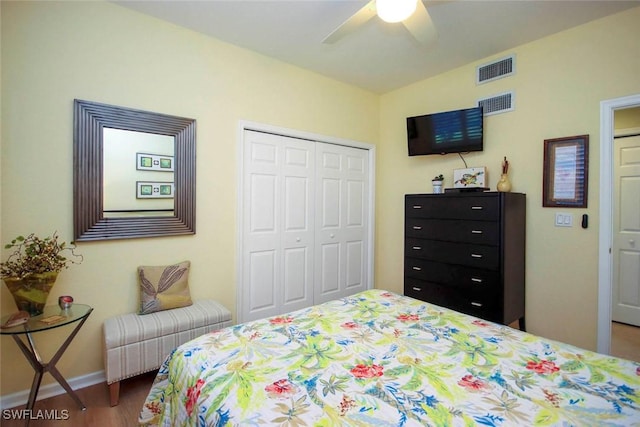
[454,167,486,188]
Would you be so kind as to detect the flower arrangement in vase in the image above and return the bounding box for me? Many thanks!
[1,232,82,316]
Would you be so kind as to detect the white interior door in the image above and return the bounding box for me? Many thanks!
[242,130,315,321]
[314,143,369,304]
[612,134,640,326]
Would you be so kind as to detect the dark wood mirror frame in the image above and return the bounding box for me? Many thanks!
[73,99,196,241]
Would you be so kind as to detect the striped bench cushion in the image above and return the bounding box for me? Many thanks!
[103,300,232,384]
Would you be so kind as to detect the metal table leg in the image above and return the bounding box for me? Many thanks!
[11,311,92,412]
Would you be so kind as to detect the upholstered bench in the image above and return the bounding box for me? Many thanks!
[103,300,232,406]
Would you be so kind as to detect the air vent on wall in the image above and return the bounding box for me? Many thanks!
[478,91,514,116]
[476,54,515,84]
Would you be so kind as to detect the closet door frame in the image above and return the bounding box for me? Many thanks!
[236,121,376,323]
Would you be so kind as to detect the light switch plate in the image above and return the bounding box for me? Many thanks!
[555,213,573,227]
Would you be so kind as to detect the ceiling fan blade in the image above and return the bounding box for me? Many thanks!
[322,0,377,44]
[403,0,438,46]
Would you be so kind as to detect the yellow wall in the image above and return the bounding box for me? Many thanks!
[377,7,640,349]
[0,1,378,397]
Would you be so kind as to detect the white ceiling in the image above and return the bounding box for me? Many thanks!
[112,0,639,94]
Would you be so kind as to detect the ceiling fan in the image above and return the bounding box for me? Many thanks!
[322,0,438,45]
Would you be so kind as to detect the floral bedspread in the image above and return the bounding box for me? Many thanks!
[139,289,640,426]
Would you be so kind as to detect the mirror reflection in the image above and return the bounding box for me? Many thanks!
[103,129,175,218]
[73,99,196,241]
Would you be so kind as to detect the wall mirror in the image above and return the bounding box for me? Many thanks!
[73,99,196,241]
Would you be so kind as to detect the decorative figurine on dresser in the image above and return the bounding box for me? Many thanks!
[404,191,526,330]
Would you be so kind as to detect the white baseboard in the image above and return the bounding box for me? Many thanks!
[0,370,106,410]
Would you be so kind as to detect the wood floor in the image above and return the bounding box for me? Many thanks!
[3,323,638,426]
[1,372,156,427]
[611,321,640,362]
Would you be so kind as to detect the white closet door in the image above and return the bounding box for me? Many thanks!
[242,130,315,321]
[314,143,369,304]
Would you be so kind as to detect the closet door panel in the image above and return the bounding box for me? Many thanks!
[283,247,309,303]
[342,148,368,297]
[279,137,315,314]
[347,180,364,226]
[244,135,280,319]
[284,176,308,231]
[248,251,277,312]
[346,240,364,290]
[282,172,312,308]
[319,242,340,294]
[315,144,368,304]
[345,179,366,293]
[320,178,341,227]
[250,174,276,233]
[242,131,315,321]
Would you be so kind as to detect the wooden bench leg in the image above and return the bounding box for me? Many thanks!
[109,381,120,407]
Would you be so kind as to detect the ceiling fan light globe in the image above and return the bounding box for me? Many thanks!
[376,0,417,23]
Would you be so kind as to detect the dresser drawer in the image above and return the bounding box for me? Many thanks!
[405,218,499,245]
[406,238,499,270]
[456,296,502,323]
[404,279,451,307]
[404,257,500,290]
[405,195,499,221]
[404,278,501,321]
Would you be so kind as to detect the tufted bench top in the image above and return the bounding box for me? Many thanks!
[104,299,232,349]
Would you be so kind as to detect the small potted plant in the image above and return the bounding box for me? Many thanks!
[432,174,444,194]
[1,232,82,316]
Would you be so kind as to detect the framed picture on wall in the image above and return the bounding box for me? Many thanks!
[136,153,174,172]
[136,181,174,199]
[543,135,589,208]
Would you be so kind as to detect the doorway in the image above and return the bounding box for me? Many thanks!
[598,94,640,354]
[612,130,640,327]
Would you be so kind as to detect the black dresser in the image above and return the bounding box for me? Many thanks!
[404,192,526,329]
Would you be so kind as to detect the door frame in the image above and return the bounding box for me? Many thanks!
[236,120,376,323]
[597,94,640,353]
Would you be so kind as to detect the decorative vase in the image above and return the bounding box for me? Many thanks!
[432,180,443,194]
[3,271,59,316]
[497,173,512,192]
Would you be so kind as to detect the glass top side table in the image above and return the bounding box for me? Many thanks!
[0,304,93,417]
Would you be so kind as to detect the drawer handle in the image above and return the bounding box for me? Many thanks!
[471,302,483,307]
[471,277,483,283]
[412,205,422,209]
[471,230,483,234]
[412,226,422,230]
[412,246,422,250]
[471,206,483,210]
[412,267,422,271]
[412,287,422,291]
[471,254,483,258]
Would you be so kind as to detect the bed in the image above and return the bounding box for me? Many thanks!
[139,289,640,426]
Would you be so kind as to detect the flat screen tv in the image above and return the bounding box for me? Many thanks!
[407,106,483,156]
